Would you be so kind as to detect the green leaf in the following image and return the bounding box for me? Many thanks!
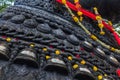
[0,0,14,12]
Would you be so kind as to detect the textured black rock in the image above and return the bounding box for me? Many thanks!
[0,0,120,80]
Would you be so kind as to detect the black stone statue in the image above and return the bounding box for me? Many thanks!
[0,0,119,80]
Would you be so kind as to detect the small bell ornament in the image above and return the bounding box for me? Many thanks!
[0,42,9,60]
[44,54,68,75]
[82,41,93,52]
[14,48,39,68]
[73,64,95,80]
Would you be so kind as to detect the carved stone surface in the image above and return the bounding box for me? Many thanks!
[0,0,119,80]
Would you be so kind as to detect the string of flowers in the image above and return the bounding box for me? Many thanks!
[57,0,120,46]
[57,0,120,54]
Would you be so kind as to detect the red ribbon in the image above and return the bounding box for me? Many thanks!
[56,0,120,45]
[116,69,120,77]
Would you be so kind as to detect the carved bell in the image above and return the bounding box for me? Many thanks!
[44,57,68,75]
[14,48,39,68]
[94,48,106,59]
[0,42,9,60]
[82,41,93,52]
[74,66,95,80]
[108,55,119,67]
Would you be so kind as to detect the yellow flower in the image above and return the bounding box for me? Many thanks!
[43,47,47,52]
[110,47,116,51]
[30,43,35,47]
[72,16,79,22]
[98,23,104,28]
[74,0,79,3]
[100,31,105,35]
[98,75,103,80]
[68,56,72,60]
[80,60,86,65]
[46,55,51,60]
[6,37,11,42]
[93,66,98,71]
[55,50,60,55]
[77,11,83,16]
[108,21,113,26]
[90,35,98,41]
[62,0,66,4]
[73,64,79,69]
[93,7,98,11]
[96,16,102,20]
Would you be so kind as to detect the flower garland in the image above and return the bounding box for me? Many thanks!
[56,0,120,54]
[56,0,120,46]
